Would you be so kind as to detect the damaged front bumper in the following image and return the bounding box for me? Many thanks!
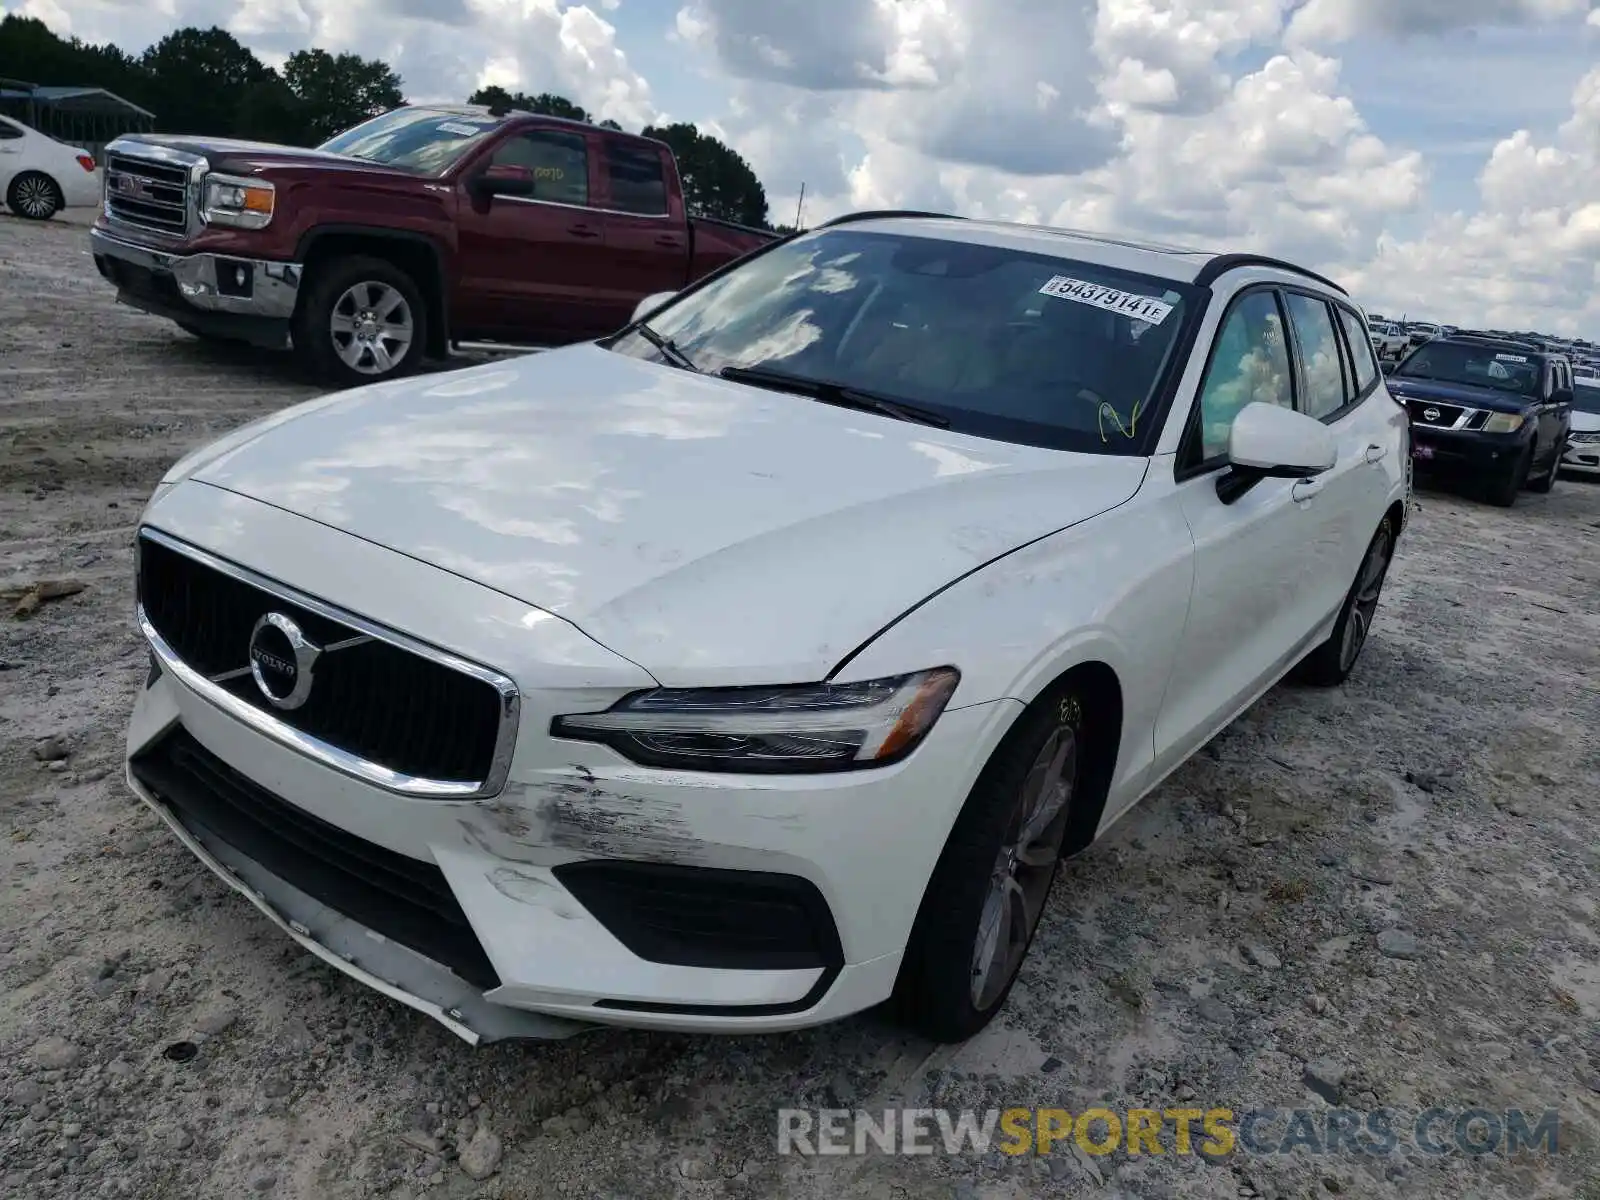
[124,487,1010,1042]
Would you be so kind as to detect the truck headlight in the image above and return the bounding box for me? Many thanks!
[1482,412,1525,434]
[552,667,960,773]
[201,174,274,229]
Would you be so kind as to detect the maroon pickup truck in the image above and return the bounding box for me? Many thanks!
[88,105,777,384]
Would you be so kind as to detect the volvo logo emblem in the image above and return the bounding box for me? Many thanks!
[1423,407,1440,422]
[248,612,322,711]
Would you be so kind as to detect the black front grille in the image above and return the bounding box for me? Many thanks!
[105,152,191,235]
[1406,400,1464,427]
[137,532,506,787]
[131,727,499,990]
[552,860,844,971]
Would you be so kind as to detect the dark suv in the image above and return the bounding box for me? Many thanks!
[1385,334,1572,506]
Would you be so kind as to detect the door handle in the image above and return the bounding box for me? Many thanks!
[1364,443,1385,464]
[568,224,600,239]
[1291,478,1324,502]
[654,236,682,248]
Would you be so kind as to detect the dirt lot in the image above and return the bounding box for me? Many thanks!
[3,210,1600,1200]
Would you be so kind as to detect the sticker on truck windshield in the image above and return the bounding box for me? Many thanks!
[1494,353,1529,362]
[1038,276,1174,325]
[437,121,490,137]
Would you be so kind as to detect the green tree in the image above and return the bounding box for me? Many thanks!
[140,26,271,137]
[234,75,306,144]
[284,48,403,142]
[642,122,769,228]
[467,86,595,124]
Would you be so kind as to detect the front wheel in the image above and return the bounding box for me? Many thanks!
[1485,443,1532,507]
[294,256,426,387]
[6,171,61,220]
[1297,515,1396,687]
[892,685,1084,1042]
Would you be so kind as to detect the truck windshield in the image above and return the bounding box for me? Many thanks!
[1393,342,1542,396]
[318,107,501,175]
[605,228,1197,455]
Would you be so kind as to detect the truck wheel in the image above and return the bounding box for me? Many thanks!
[1526,439,1561,494]
[7,172,62,221]
[295,256,426,387]
[1484,443,1532,507]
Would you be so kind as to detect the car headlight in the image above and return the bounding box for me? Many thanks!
[1571,430,1600,444]
[1482,412,1525,434]
[201,174,274,229]
[551,667,961,773]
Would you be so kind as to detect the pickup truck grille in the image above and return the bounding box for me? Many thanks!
[104,152,193,236]
[136,531,513,794]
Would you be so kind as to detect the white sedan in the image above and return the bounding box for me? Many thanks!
[0,114,100,220]
[124,215,1410,1045]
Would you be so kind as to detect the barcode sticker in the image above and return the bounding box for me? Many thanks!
[1038,276,1174,325]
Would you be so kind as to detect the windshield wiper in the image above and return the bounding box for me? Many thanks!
[635,323,698,372]
[718,365,950,428]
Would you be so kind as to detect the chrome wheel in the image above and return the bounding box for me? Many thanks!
[1339,523,1392,672]
[329,281,414,375]
[970,724,1076,1009]
[11,173,58,220]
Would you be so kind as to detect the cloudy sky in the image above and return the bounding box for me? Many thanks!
[9,0,1600,334]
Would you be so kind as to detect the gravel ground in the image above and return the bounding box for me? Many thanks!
[3,210,1600,1200]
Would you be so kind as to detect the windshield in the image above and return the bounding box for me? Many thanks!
[1394,342,1542,396]
[318,107,502,175]
[605,229,1197,454]
[1574,382,1600,415]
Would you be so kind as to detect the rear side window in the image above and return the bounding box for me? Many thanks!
[1337,307,1379,395]
[605,143,668,215]
[1283,293,1348,419]
[0,119,23,140]
[491,130,589,206]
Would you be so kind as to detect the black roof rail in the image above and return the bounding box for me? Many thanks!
[1446,332,1545,352]
[1193,253,1348,296]
[816,209,965,229]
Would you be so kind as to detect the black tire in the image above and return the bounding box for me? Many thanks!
[1526,439,1561,494]
[293,255,427,387]
[1297,514,1396,687]
[1484,442,1532,507]
[892,683,1086,1042]
[6,171,62,221]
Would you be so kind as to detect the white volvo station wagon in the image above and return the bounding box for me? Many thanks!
[125,213,1410,1045]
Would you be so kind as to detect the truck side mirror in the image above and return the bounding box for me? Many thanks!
[472,164,536,201]
[1380,360,1396,375]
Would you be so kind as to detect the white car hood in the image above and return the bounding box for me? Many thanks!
[1571,410,1600,433]
[187,346,1148,684]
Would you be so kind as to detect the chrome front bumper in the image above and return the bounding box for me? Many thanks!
[90,226,302,320]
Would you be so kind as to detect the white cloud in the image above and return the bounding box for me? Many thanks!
[1350,65,1600,333]
[1287,0,1589,43]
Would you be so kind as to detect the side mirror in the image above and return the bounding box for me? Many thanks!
[1552,387,1573,406]
[471,163,536,201]
[1226,402,1337,483]
[1380,360,1396,375]
[631,290,677,325]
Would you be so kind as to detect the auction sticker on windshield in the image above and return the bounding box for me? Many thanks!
[1038,276,1174,325]
[436,121,492,137]
[1494,353,1529,363]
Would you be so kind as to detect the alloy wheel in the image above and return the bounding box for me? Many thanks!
[969,724,1076,1009]
[14,175,56,219]
[330,281,414,376]
[1339,524,1393,672]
